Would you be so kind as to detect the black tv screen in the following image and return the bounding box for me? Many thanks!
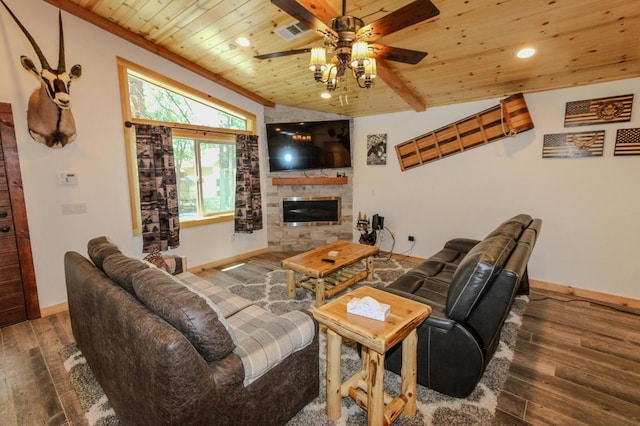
[266,120,352,172]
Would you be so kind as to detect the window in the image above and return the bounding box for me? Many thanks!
[118,58,256,233]
[172,135,236,220]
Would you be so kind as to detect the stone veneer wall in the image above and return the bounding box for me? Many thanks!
[264,105,354,252]
[266,170,354,252]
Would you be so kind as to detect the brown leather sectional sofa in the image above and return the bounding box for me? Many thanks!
[64,237,319,425]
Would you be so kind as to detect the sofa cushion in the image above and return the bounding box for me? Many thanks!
[87,236,122,270]
[446,234,516,321]
[102,253,149,293]
[132,268,235,362]
[227,305,315,386]
[178,272,253,318]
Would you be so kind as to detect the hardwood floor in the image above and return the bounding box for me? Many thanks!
[0,253,638,425]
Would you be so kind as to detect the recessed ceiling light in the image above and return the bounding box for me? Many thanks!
[236,37,251,47]
[321,92,331,99]
[516,47,536,59]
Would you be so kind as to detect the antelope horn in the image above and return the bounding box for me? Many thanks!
[57,11,65,72]
[0,0,51,70]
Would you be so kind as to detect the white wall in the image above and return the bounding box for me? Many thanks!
[0,0,267,309]
[353,78,640,299]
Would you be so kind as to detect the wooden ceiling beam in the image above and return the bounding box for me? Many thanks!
[375,58,426,112]
[40,0,275,107]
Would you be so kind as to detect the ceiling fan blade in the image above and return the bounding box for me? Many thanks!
[271,0,336,37]
[370,44,428,65]
[358,0,440,42]
[254,48,312,60]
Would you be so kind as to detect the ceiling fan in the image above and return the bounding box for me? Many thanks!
[255,0,440,96]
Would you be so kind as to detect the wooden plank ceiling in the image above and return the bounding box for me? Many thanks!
[41,0,640,117]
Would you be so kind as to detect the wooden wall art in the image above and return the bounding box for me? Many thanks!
[614,128,640,156]
[564,94,633,127]
[394,93,534,171]
[542,131,605,158]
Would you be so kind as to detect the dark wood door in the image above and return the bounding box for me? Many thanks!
[0,102,40,326]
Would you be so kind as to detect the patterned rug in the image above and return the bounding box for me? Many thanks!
[59,256,528,425]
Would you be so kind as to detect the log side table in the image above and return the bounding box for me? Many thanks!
[312,286,431,426]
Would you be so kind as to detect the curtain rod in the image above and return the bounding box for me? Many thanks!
[124,120,243,136]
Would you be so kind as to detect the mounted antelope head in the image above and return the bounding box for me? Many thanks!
[0,0,81,148]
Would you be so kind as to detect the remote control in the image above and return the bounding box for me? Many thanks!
[321,258,336,263]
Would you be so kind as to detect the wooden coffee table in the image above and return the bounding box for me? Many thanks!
[312,286,431,426]
[281,241,379,307]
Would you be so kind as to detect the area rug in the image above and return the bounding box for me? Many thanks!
[59,256,528,425]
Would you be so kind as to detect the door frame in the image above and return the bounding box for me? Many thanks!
[0,102,40,320]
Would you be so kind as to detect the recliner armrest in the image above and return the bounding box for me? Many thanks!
[444,238,481,254]
[423,315,456,330]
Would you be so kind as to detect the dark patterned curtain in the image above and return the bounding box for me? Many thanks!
[135,124,180,252]
[235,134,263,233]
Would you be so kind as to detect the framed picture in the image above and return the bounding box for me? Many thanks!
[542,131,605,158]
[367,134,387,165]
[564,94,633,127]
[614,128,640,156]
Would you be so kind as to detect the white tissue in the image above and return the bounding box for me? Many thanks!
[347,296,390,321]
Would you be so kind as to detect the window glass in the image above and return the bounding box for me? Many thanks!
[118,58,256,232]
[128,73,247,130]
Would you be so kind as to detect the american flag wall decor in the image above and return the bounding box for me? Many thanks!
[614,128,640,156]
[542,131,605,158]
[564,94,633,127]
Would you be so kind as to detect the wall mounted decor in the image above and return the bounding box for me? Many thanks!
[542,131,605,158]
[614,128,640,156]
[367,134,387,165]
[564,94,633,127]
[395,93,534,171]
[0,1,82,148]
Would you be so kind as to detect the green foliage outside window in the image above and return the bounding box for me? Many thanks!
[127,73,241,220]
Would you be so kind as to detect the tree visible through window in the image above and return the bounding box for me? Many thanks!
[118,58,256,229]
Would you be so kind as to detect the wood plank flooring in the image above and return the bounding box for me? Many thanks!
[0,252,639,425]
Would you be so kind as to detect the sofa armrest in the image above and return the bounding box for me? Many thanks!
[444,238,481,253]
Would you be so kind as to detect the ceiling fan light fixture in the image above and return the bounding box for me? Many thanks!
[309,47,328,80]
[322,66,339,91]
[350,41,370,68]
[358,57,377,88]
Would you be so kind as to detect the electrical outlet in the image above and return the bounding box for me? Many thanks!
[408,235,415,242]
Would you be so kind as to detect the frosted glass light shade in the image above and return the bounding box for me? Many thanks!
[309,47,327,71]
[350,41,370,67]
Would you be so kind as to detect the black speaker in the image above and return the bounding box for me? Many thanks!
[372,214,384,231]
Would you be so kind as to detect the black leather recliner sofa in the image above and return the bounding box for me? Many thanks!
[382,214,542,397]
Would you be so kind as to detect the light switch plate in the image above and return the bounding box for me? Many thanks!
[58,172,78,185]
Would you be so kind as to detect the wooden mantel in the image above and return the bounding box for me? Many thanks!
[272,177,348,186]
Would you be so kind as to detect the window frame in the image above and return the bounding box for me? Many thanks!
[172,130,237,221]
[117,57,256,234]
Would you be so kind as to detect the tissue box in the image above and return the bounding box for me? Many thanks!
[347,296,390,321]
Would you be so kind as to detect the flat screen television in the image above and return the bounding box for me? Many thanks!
[266,119,352,172]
